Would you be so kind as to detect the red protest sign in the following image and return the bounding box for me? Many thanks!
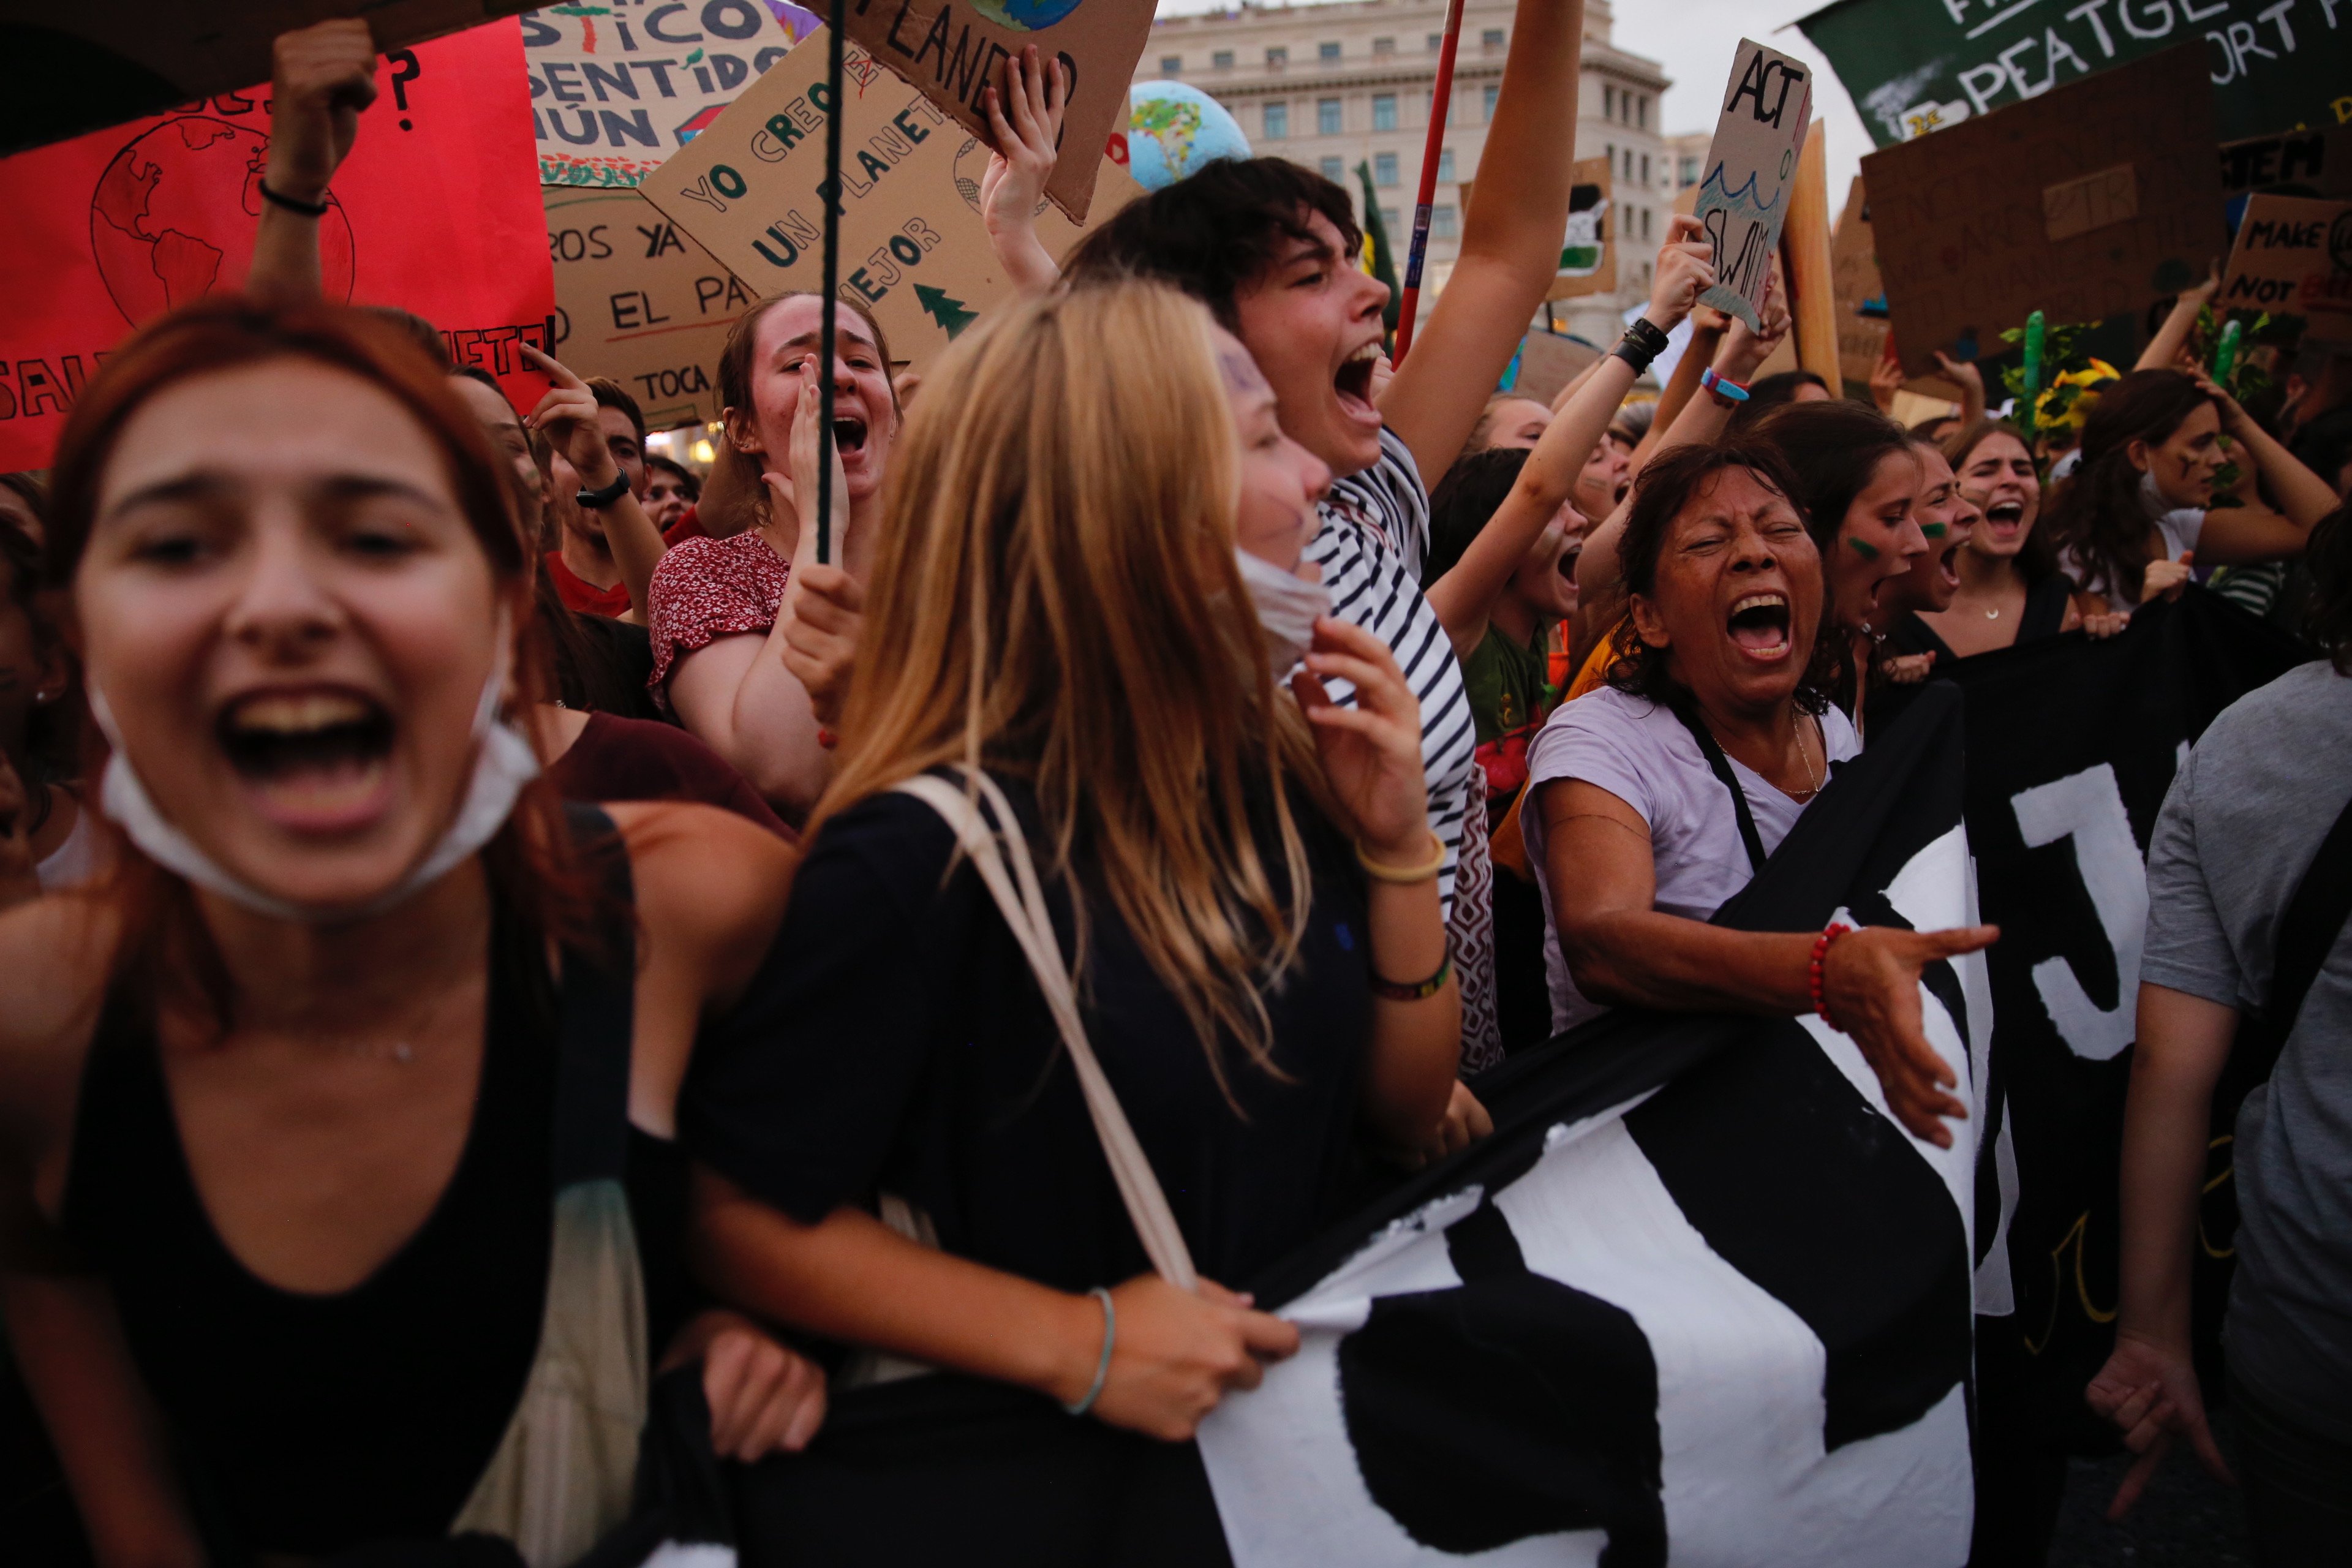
[0,20,554,472]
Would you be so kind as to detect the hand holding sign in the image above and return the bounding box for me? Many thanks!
[980,47,1069,295]
[266,20,382,206]
[1644,213,1717,328]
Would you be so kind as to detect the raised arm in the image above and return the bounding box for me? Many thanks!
[2135,262,2220,374]
[248,20,378,303]
[1426,218,1714,657]
[522,344,668,622]
[1377,0,1585,479]
[979,48,1067,297]
[2192,372,2340,564]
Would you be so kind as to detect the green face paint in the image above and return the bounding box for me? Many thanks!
[1920,521,1948,538]
[1849,535,1882,560]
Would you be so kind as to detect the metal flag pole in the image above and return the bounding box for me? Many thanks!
[1393,0,1466,364]
[816,0,847,567]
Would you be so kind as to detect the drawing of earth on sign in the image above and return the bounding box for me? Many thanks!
[969,0,1087,29]
[89,118,356,327]
[1127,81,1250,190]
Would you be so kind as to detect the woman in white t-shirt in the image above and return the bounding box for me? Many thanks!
[1525,440,1993,1148]
[2043,369,2337,613]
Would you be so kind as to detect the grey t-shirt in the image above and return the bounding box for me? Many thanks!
[2141,659,2352,1441]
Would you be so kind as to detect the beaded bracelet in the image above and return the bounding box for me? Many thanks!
[1809,921,1853,1030]
[1371,955,1451,1003]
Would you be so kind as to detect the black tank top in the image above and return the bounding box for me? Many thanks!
[1888,573,2077,664]
[58,818,686,1558]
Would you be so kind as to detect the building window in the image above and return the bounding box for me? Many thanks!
[1642,207,1653,241]
[1266,45,1287,67]
[1319,40,1340,62]
[1159,56,1180,78]
[1482,83,1499,119]
[1432,204,1458,240]
[1603,85,1614,119]
[1481,28,1505,48]
[1638,96,1648,130]
[1381,206,1400,233]
[1263,101,1289,139]
[1321,156,1345,182]
[1372,92,1397,132]
[1605,141,1615,168]
[1678,155,1699,186]
[1212,50,1234,70]
[1374,151,1399,186]
[1373,35,1395,56]
[1640,153,1650,184]
[1427,32,1442,50]
[1318,97,1343,135]
[1436,147,1455,182]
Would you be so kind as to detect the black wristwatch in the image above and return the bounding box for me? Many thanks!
[575,473,630,510]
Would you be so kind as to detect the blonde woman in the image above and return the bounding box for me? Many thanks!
[680,284,1464,1556]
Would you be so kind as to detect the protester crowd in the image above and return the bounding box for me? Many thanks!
[1,5,2348,1566]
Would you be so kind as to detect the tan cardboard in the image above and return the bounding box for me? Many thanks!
[1691,38,1815,331]
[546,184,753,430]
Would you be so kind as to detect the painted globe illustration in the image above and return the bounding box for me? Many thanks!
[969,0,1087,31]
[89,116,355,326]
[1127,80,1250,190]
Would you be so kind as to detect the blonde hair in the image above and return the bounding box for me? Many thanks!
[814,282,1329,1095]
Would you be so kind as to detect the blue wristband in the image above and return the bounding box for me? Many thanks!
[1700,367,1750,403]
[1065,1286,1116,1417]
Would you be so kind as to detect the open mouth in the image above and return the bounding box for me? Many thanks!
[217,688,396,830]
[1333,341,1379,419]
[1726,592,1792,661]
[1938,540,1962,588]
[831,413,869,456]
[1984,500,2024,537]
[1558,543,1581,583]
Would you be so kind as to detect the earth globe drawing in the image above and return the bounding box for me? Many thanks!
[1128,81,1250,190]
[90,116,355,327]
[970,0,1087,29]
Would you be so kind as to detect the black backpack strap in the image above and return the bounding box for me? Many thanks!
[2263,786,2352,1038]
[551,802,638,1190]
[1667,696,1768,875]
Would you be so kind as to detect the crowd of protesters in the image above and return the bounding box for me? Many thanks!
[1,4,2349,1566]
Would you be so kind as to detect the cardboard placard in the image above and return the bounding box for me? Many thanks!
[1692,39,1814,331]
[2218,194,2352,327]
[548,185,752,429]
[0,1,543,156]
[1858,45,2223,377]
[0,21,554,472]
[524,0,807,188]
[1547,156,1616,301]
[1509,330,1600,405]
[1828,176,1961,399]
[842,0,1156,222]
[2219,126,2352,201]
[636,26,1140,369]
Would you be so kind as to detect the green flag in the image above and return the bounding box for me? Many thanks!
[1795,0,2337,148]
[1355,160,1403,339]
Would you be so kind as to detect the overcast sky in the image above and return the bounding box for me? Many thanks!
[1150,0,1872,209]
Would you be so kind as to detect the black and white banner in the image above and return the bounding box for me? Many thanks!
[1199,685,1986,1568]
[1880,591,2307,1438]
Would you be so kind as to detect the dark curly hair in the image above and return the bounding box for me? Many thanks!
[1604,439,1834,715]
[2040,369,2215,605]
[2304,502,2352,675]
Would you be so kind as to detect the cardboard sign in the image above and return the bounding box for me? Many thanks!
[1828,176,1962,400]
[637,26,1140,369]
[1692,39,1814,331]
[1547,156,1616,301]
[0,21,554,472]
[2219,127,2352,200]
[0,1,544,156]
[842,0,1155,221]
[1858,45,2223,377]
[524,0,807,187]
[2219,194,2352,327]
[1507,330,1600,405]
[548,184,753,429]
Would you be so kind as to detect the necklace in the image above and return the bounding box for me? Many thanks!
[1984,606,2002,620]
[1788,717,1826,801]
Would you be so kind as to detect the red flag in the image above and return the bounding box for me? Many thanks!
[0,19,552,472]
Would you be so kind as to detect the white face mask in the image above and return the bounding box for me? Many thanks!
[89,624,540,926]
[1234,548,1330,679]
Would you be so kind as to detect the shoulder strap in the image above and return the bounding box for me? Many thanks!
[2264,786,2352,1036]
[551,802,638,1191]
[1666,698,1768,875]
[894,770,1199,1292]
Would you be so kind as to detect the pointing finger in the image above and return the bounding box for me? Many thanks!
[518,342,585,390]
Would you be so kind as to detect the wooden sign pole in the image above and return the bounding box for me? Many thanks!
[1780,120,1839,388]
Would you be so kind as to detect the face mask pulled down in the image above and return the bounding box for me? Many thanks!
[1234,548,1330,679]
[90,634,540,926]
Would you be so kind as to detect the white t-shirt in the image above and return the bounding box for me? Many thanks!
[1521,685,1863,1033]
[2064,506,2204,613]
[34,799,100,891]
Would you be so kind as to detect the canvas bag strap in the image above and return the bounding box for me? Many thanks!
[1667,696,1768,874]
[894,771,1200,1292]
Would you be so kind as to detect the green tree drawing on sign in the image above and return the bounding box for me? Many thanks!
[914,283,978,339]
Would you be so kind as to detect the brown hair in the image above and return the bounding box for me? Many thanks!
[1942,418,2062,582]
[44,296,602,1028]
[2040,369,2216,603]
[815,281,1332,1099]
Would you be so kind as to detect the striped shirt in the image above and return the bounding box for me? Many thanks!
[1306,427,1477,919]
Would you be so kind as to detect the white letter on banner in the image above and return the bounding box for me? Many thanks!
[2010,764,2146,1061]
[1959,60,2012,115]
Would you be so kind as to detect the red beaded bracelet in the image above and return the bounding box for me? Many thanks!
[1809,921,1854,1031]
